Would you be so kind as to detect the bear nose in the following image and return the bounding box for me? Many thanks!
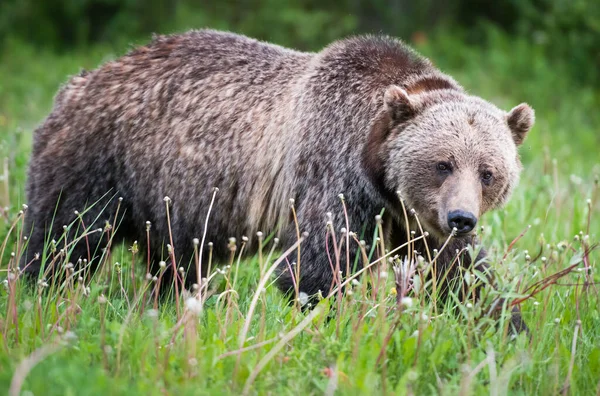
[447,210,477,235]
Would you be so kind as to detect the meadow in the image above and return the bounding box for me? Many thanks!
[0,27,599,395]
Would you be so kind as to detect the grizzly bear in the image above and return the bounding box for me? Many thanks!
[21,29,533,330]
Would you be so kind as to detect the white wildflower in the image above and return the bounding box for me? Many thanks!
[185,297,203,315]
[298,292,309,307]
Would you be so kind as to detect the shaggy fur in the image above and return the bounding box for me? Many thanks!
[22,30,533,330]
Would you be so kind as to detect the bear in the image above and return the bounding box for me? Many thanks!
[21,29,533,330]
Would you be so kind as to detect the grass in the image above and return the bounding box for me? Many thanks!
[0,27,599,395]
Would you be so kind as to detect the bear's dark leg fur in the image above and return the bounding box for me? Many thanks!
[389,221,528,334]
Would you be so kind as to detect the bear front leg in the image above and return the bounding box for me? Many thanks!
[276,230,340,299]
[437,240,529,335]
[275,211,367,300]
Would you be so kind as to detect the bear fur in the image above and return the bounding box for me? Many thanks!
[21,30,533,329]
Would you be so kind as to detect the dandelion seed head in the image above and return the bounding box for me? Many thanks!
[298,292,309,306]
[64,331,78,343]
[185,297,203,315]
[400,297,413,308]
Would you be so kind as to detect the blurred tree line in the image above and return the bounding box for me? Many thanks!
[0,0,598,86]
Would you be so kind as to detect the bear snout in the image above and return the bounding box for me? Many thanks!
[447,210,478,235]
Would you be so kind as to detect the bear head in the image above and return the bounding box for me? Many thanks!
[364,85,535,241]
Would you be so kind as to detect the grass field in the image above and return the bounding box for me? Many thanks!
[0,28,599,395]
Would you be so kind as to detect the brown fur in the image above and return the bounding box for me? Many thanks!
[22,30,533,331]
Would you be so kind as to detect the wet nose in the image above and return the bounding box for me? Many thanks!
[447,210,477,235]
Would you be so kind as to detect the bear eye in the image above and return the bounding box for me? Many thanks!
[436,161,452,174]
[481,170,494,185]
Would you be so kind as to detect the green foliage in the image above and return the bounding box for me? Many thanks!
[509,0,600,86]
[2,0,598,86]
[0,0,175,50]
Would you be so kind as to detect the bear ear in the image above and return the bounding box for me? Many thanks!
[384,85,417,124]
[506,103,535,146]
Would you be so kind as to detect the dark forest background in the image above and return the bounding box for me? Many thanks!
[1,0,599,87]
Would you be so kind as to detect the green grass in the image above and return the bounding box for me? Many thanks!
[1,28,599,395]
